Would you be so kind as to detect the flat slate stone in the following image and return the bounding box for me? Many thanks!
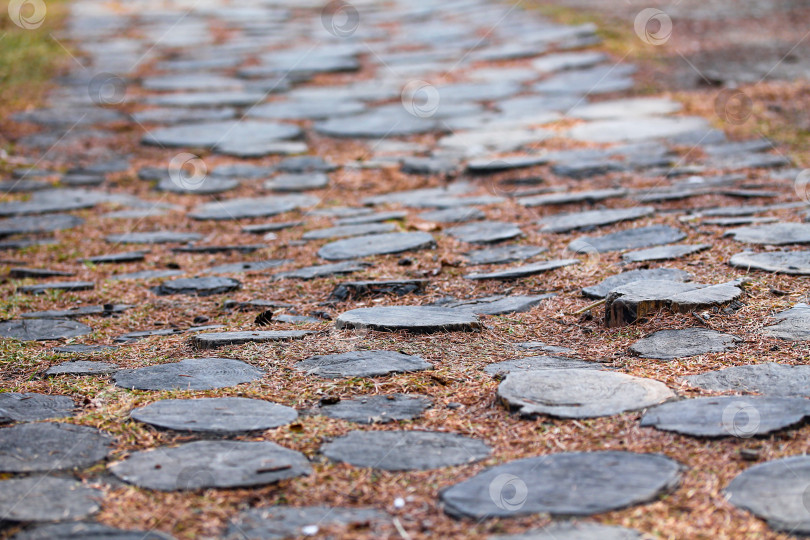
[106,231,203,244]
[582,268,692,299]
[0,393,74,422]
[641,396,810,437]
[12,522,175,540]
[762,304,810,341]
[686,363,810,396]
[315,106,439,138]
[264,173,329,192]
[296,350,432,378]
[18,281,94,294]
[485,356,602,378]
[0,319,92,341]
[729,251,810,275]
[0,214,83,236]
[191,330,312,348]
[630,328,741,360]
[21,304,132,319]
[321,430,490,471]
[201,259,290,275]
[418,207,485,223]
[568,116,709,143]
[78,251,147,264]
[273,261,368,280]
[318,232,435,260]
[109,440,311,491]
[440,451,681,519]
[465,259,579,280]
[337,210,409,225]
[155,277,240,296]
[330,279,427,301]
[499,369,675,418]
[142,121,302,149]
[725,223,810,245]
[52,344,113,354]
[622,244,711,263]
[131,397,297,433]
[225,506,388,540]
[335,306,482,333]
[46,360,119,376]
[114,357,264,391]
[446,221,523,244]
[0,422,113,472]
[490,522,644,540]
[319,394,432,424]
[110,270,184,281]
[464,244,546,265]
[518,188,627,207]
[190,195,318,220]
[155,176,238,195]
[302,223,397,240]
[539,207,655,233]
[436,294,554,315]
[568,225,686,254]
[0,476,101,522]
[726,455,810,534]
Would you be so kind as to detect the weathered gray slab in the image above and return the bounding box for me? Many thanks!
[464,245,546,265]
[729,251,810,275]
[0,476,102,522]
[225,506,388,540]
[190,330,313,348]
[335,306,482,332]
[115,358,264,391]
[762,304,810,341]
[622,244,711,263]
[568,225,686,254]
[318,232,435,260]
[465,259,579,280]
[485,356,602,378]
[0,319,92,341]
[725,223,810,245]
[296,350,432,378]
[318,394,431,424]
[131,397,298,433]
[0,422,113,472]
[539,207,654,233]
[630,328,741,360]
[490,522,644,540]
[685,363,810,396]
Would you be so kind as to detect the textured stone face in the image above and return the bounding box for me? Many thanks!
[335,306,482,333]
[630,328,741,359]
[131,397,298,433]
[114,358,264,391]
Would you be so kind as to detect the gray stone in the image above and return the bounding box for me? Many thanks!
[0,214,83,236]
[173,245,267,254]
[302,223,397,241]
[114,357,264,391]
[725,223,810,245]
[296,350,432,378]
[0,422,112,472]
[264,173,329,192]
[12,522,175,540]
[110,270,184,281]
[582,268,692,299]
[466,155,549,173]
[490,522,644,540]
[242,221,303,234]
[78,251,147,264]
[201,259,290,275]
[190,195,318,220]
[18,281,94,294]
[630,328,741,360]
[436,294,554,315]
[144,91,267,108]
[498,369,674,418]
[315,106,439,138]
[0,393,73,422]
[464,245,546,265]
[440,451,681,519]
[641,396,810,438]
[401,156,460,175]
[569,116,709,143]
[273,261,369,280]
[106,231,203,244]
[0,476,101,522]
[570,97,682,120]
[418,207,485,223]
[762,304,810,341]
[321,430,490,471]
[142,121,302,149]
[318,232,435,260]
[155,277,240,296]
[131,397,297,433]
[337,211,409,225]
[46,361,119,376]
[155,176,238,195]
[250,98,364,121]
[52,344,113,354]
[336,306,482,333]
[484,356,603,378]
[568,226,686,254]
[518,188,627,207]
[330,279,427,301]
[623,244,711,263]
[685,363,810,397]
[534,65,636,96]
[729,251,810,275]
[225,506,388,540]
[190,330,313,348]
[446,221,523,244]
[465,259,579,280]
[109,440,311,491]
[21,304,132,319]
[539,207,654,233]
[319,394,432,424]
[0,319,92,341]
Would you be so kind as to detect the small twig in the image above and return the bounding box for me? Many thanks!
[568,298,606,316]
[392,517,412,540]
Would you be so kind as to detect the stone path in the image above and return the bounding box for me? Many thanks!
[1,0,809,537]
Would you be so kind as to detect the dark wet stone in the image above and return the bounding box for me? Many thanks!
[296,350,432,378]
[155,277,240,296]
[114,357,264,391]
[302,223,397,241]
[440,451,681,519]
[630,328,741,360]
[46,360,119,376]
[436,294,554,315]
[77,251,147,264]
[330,279,427,301]
[17,281,94,294]
[582,268,692,299]
[110,269,184,281]
[142,120,302,149]
[0,393,73,423]
[109,440,311,491]
[446,221,523,244]
[0,476,102,522]
[490,522,644,540]
[726,455,810,534]
[21,304,132,319]
[106,231,203,244]
[484,356,603,378]
[622,244,711,263]
[418,207,485,223]
[464,259,579,280]
[538,207,654,233]
[762,304,810,341]
[319,394,432,424]
[131,397,297,433]
[0,319,92,341]
[202,259,291,275]
[12,522,175,540]
[190,330,313,349]
[9,267,74,278]
[275,155,337,173]
[518,188,627,207]
[0,422,113,472]
[318,232,435,260]
[641,396,810,438]
[498,369,674,418]
[335,306,481,333]
[225,506,388,540]
[0,214,83,236]
[321,430,490,471]
[189,195,318,220]
[464,244,546,265]
[729,251,810,275]
[273,261,369,280]
[264,173,329,192]
[725,223,810,245]
[568,225,686,254]
[685,363,810,396]
[315,106,439,138]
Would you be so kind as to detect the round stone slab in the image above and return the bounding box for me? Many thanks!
[131,397,298,433]
[490,521,644,540]
[445,221,523,244]
[568,225,686,254]
[191,330,313,349]
[484,356,603,378]
[0,214,83,236]
[539,207,654,233]
[46,360,119,376]
[319,394,432,424]
[440,451,681,518]
[318,232,436,260]
[729,250,810,275]
[582,268,692,299]
[225,506,388,540]
[296,350,432,378]
[640,396,810,437]
[321,430,490,471]
[630,328,741,360]
[0,476,102,522]
[762,304,810,341]
[189,195,318,220]
[114,358,264,391]
[0,392,74,422]
[726,455,810,534]
[498,369,675,418]
[622,243,711,263]
[685,363,810,397]
[335,306,482,333]
[0,422,113,472]
[464,245,546,265]
[725,223,810,245]
[464,259,579,280]
[12,522,175,540]
[155,277,240,296]
[109,440,311,491]
[0,319,92,341]
[142,120,302,149]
